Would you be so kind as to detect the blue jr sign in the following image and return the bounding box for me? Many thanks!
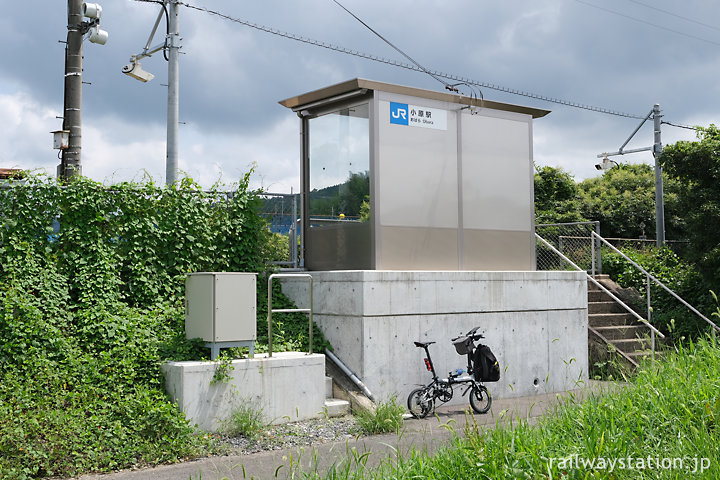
[389,101,447,130]
[390,102,409,126]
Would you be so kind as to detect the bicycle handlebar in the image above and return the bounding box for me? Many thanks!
[451,327,484,342]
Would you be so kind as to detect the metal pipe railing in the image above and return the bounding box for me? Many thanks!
[535,233,665,343]
[593,232,720,338]
[325,349,375,402]
[267,273,313,357]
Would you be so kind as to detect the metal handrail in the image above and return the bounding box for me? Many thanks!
[593,232,720,338]
[267,273,313,357]
[536,221,601,228]
[535,234,665,346]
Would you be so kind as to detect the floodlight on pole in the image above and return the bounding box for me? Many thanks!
[596,104,665,246]
[82,3,102,19]
[122,0,181,187]
[594,155,618,172]
[122,57,155,82]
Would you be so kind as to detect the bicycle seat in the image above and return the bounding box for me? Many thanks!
[414,341,435,348]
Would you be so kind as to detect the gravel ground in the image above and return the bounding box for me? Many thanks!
[217,415,363,455]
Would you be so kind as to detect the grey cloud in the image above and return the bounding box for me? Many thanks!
[2,0,719,186]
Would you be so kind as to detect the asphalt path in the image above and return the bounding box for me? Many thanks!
[77,381,611,480]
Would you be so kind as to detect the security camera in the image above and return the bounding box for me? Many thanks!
[122,60,154,82]
[83,3,102,19]
[88,26,108,45]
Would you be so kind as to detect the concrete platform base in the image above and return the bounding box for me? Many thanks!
[162,352,326,432]
[282,270,589,405]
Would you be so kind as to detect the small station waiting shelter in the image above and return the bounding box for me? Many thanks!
[279,79,588,405]
[279,78,549,271]
[162,80,589,431]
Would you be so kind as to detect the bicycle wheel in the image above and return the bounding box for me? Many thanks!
[469,384,492,414]
[407,387,434,419]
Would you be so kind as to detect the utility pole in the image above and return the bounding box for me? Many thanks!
[652,104,665,247]
[61,0,84,181]
[123,0,181,186]
[596,103,666,247]
[166,0,180,186]
[57,2,107,182]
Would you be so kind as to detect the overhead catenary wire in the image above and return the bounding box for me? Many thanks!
[574,0,720,47]
[625,0,720,33]
[330,0,452,91]
[174,1,646,120]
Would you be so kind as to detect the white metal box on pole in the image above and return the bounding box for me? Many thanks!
[185,272,257,358]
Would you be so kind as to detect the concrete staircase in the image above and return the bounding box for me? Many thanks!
[323,376,351,417]
[588,275,656,367]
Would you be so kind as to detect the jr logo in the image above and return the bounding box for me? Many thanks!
[390,102,409,126]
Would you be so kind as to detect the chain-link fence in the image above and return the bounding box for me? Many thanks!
[259,192,300,268]
[536,221,601,273]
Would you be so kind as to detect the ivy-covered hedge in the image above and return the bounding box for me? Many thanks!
[0,174,268,308]
[0,174,323,478]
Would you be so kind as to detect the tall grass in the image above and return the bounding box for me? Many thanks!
[221,400,266,439]
[302,336,720,479]
[356,396,406,435]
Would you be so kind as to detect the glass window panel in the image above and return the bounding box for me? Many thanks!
[308,103,369,222]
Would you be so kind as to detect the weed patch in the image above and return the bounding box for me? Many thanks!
[221,400,266,439]
[356,396,405,434]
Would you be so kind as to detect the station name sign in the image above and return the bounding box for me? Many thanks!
[390,102,447,131]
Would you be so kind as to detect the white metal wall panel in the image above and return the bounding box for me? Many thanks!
[377,99,458,229]
[460,113,532,231]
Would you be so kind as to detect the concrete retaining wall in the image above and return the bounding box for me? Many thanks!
[162,352,326,432]
[282,271,588,405]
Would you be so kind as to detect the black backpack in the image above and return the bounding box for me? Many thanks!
[473,344,500,382]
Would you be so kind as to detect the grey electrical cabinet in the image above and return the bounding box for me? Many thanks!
[185,272,257,343]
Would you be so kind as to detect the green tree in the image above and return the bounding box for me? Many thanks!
[309,170,369,218]
[661,125,720,279]
[577,163,683,240]
[533,166,585,224]
[337,170,369,217]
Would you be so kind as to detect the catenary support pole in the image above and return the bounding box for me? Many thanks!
[165,0,180,186]
[61,0,84,181]
[653,103,665,247]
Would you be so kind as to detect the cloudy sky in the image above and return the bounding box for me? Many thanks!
[1,0,717,192]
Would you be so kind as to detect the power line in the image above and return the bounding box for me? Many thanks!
[625,0,720,33]
[175,1,645,119]
[330,0,451,91]
[574,0,720,47]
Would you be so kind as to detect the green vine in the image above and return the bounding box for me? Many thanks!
[0,172,271,478]
[210,353,235,385]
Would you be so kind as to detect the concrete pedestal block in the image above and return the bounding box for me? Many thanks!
[162,352,326,432]
[281,271,588,405]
